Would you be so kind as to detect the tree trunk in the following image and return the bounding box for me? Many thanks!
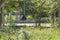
[57,0,60,27]
[0,8,2,26]
[0,0,5,27]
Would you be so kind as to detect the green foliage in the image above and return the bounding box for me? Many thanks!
[0,0,60,40]
[4,0,23,13]
[4,15,16,23]
[0,26,60,40]
[3,0,58,27]
[26,15,33,20]
[4,0,58,14]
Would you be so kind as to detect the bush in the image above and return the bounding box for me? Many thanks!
[26,15,33,20]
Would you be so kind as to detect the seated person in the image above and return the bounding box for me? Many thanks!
[22,15,26,20]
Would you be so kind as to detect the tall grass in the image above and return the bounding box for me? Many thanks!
[0,26,60,40]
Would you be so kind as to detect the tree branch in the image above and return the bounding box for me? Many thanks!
[0,0,5,8]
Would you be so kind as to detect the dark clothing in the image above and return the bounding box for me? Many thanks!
[22,15,26,20]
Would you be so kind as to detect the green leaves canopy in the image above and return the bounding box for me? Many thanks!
[30,0,58,14]
[4,0,58,15]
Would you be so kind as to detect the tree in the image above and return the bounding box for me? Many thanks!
[0,0,6,26]
[29,0,58,26]
[56,0,60,27]
[3,0,58,27]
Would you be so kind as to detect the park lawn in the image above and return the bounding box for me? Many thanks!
[0,26,60,40]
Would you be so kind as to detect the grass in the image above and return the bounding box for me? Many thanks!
[0,26,60,40]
